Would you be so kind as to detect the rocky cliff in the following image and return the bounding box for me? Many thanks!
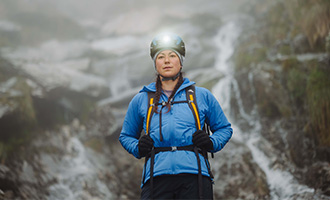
[231,0,330,197]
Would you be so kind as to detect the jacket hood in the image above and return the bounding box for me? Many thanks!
[139,78,195,94]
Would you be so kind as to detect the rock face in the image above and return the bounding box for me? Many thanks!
[231,0,330,198]
[0,52,109,199]
[211,140,270,200]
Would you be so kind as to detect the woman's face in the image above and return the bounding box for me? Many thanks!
[155,50,182,79]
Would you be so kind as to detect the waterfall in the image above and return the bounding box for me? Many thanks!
[211,20,314,200]
[46,130,114,200]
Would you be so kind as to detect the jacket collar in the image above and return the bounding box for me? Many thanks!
[140,78,195,94]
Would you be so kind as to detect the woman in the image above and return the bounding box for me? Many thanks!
[119,33,233,200]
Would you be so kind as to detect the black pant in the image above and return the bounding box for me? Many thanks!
[141,174,213,200]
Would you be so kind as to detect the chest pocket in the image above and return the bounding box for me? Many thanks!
[173,102,197,128]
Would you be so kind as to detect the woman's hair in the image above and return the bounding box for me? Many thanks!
[153,73,184,113]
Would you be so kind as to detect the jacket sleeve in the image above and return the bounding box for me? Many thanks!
[203,89,233,152]
[119,93,144,159]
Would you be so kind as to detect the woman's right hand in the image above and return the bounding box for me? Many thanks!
[138,134,154,157]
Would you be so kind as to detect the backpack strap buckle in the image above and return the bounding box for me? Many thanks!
[171,146,177,151]
[162,101,166,106]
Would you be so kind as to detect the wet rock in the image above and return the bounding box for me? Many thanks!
[306,163,330,196]
[292,34,311,54]
[0,164,17,196]
[212,140,270,199]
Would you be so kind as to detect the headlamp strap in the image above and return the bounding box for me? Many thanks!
[160,68,182,81]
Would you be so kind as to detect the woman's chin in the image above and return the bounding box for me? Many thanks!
[160,72,176,78]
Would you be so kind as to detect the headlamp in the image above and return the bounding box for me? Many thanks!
[162,35,171,44]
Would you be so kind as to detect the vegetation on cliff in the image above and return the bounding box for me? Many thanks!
[235,0,330,144]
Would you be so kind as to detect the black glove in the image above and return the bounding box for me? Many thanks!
[192,130,213,151]
[138,134,154,157]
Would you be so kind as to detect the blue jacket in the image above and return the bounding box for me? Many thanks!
[119,78,232,186]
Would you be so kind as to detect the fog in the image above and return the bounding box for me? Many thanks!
[0,0,247,37]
